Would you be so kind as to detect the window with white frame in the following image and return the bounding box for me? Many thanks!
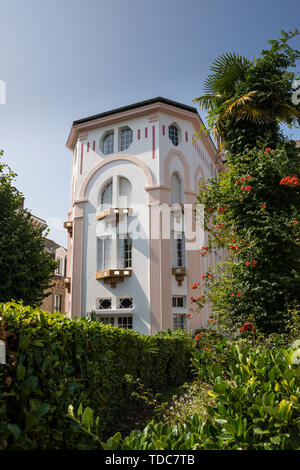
[120,127,133,151]
[170,173,182,204]
[173,314,185,330]
[169,123,180,146]
[101,180,113,210]
[103,131,114,155]
[172,232,185,268]
[118,235,132,268]
[97,236,113,271]
[172,296,186,308]
[117,316,133,329]
[55,257,62,275]
[54,294,61,313]
[96,315,133,329]
[119,176,132,207]
[97,298,112,310]
[118,297,133,309]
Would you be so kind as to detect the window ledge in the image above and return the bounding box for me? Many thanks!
[96,269,132,288]
[172,267,187,286]
[63,220,73,235]
[94,309,135,315]
[97,207,132,221]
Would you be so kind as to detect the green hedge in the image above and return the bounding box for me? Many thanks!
[0,302,194,449]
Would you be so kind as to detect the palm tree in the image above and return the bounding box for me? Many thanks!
[194,31,300,154]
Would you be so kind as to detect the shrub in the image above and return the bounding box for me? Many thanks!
[0,301,194,449]
[71,339,300,450]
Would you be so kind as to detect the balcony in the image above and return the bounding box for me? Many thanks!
[64,276,71,291]
[172,267,187,286]
[97,207,132,222]
[96,269,132,288]
[63,220,73,236]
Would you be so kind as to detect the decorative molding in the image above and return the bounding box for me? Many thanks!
[79,154,154,200]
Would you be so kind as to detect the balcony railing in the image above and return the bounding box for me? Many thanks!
[172,267,187,286]
[96,268,132,288]
[97,207,132,222]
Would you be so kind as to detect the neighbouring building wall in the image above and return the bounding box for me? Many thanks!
[40,240,67,313]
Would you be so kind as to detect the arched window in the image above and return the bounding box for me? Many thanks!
[170,173,182,204]
[169,123,180,146]
[119,176,132,207]
[103,132,114,155]
[101,180,113,209]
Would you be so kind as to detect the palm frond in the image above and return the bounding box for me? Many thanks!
[223,91,259,116]
[272,103,300,123]
[203,53,251,94]
[193,93,222,111]
[235,105,274,124]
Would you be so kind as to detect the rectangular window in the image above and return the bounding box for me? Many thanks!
[118,235,132,268]
[54,294,61,312]
[173,314,185,331]
[118,297,133,309]
[97,298,112,310]
[172,296,185,308]
[117,316,133,329]
[97,236,113,271]
[172,232,185,268]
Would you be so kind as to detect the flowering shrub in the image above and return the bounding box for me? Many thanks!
[280,174,300,187]
[196,143,300,334]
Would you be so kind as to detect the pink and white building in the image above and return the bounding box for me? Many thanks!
[65,97,224,334]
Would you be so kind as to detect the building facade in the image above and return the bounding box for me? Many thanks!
[40,238,67,313]
[65,97,224,334]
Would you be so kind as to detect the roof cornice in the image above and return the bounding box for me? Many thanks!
[66,97,220,167]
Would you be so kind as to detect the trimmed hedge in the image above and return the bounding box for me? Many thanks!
[0,302,194,449]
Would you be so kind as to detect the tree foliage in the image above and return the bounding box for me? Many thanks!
[193,31,300,334]
[0,151,56,305]
[194,29,300,154]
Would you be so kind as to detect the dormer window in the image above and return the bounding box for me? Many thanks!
[102,131,114,155]
[169,123,181,146]
[119,127,133,151]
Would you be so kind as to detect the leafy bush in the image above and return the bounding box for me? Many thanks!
[71,339,300,450]
[0,301,194,449]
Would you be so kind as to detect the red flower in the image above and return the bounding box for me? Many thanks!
[245,261,251,266]
[261,204,266,209]
[264,147,271,153]
[231,293,235,297]
[240,321,255,333]
[194,333,202,340]
[293,220,298,225]
[202,274,207,279]
[190,282,200,289]
[218,207,224,212]
[280,175,300,187]
[203,346,208,351]
[186,314,191,319]
[237,292,242,296]
[252,260,257,265]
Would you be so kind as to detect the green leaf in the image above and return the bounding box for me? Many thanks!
[7,424,21,440]
[82,407,94,431]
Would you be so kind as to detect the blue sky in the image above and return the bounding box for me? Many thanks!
[0,0,299,246]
